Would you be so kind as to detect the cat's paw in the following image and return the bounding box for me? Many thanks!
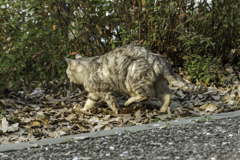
[124,101,131,106]
[159,107,167,113]
[111,108,118,115]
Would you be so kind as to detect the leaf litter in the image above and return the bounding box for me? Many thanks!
[0,68,239,145]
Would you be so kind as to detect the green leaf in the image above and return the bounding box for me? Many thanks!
[170,2,175,6]
[205,77,211,84]
[202,64,208,70]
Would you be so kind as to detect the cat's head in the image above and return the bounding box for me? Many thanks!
[65,54,84,84]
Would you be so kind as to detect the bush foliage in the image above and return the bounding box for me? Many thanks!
[0,0,240,91]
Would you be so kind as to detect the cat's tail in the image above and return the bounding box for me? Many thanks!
[155,59,207,93]
[163,71,207,93]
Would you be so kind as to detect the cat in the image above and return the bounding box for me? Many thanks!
[65,45,207,114]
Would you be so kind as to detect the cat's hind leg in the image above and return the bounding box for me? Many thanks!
[125,85,155,106]
[103,92,118,115]
[158,93,171,113]
[155,78,172,113]
[124,95,149,106]
[124,59,155,106]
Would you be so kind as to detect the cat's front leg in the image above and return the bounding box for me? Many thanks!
[83,99,97,111]
[83,92,100,111]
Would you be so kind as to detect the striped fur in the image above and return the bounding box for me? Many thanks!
[65,45,207,114]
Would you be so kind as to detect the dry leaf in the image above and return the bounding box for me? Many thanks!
[89,116,100,123]
[58,131,67,136]
[71,52,78,55]
[7,123,19,132]
[1,117,9,133]
[31,121,42,127]
[65,113,76,122]
[205,103,218,112]
[1,138,10,145]
[134,110,141,119]
[94,124,105,130]
[0,36,4,41]
[104,126,112,130]
[102,115,110,120]
[199,104,208,110]
[29,136,37,141]
[0,117,19,133]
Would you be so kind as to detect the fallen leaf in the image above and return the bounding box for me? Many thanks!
[94,124,105,130]
[7,123,19,132]
[89,116,100,123]
[102,115,110,120]
[1,117,9,133]
[120,106,133,114]
[31,121,42,127]
[65,113,76,122]
[134,110,141,119]
[1,138,10,145]
[0,117,19,133]
[58,131,67,136]
[205,103,218,112]
[104,126,112,130]
[29,136,37,141]
[199,104,208,110]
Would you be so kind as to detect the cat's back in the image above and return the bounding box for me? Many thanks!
[106,45,149,58]
[98,45,151,66]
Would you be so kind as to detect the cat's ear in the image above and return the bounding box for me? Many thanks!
[75,54,82,59]
[65,57,77,68]
[65,57,72,65]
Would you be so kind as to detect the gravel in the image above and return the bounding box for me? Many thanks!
[1,116,240,160]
